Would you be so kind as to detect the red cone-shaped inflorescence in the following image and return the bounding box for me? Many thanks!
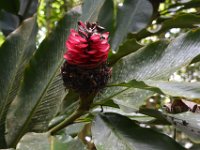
[64,21,110,69]
[61,21,111,94]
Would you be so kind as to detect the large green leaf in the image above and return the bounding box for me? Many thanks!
[96,26,200,113]
[6,11,80,147]
[111,0,153,51]
[0,16,37,148]
[116,80,200,99]
[81,0,106,22]
[48,90,79,130]
[112,88,153,112]
[92,113,185,150]
[133,14,200,40]
[164,112,200,143]
[108,39,142,66]
[107,80,200,113]
[143,80,200,99]
[112,28,200,84]
[97,0,114,35]
[16,133,50,150]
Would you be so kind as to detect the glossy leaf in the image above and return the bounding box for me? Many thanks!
[120,80,200,99]
[81,0,106,22]
[98,0,114,35]
[6,11,80,147]
[92,113,185,150]
[108,39,142,66]
[165,112,200,142]
[112,28,200,84]
[48,90,79,130]
[0,16,37,147]
[113,88,153,112]
[134,14,200,40]
[16,133,50,150]
[144,80,200,99]
[111,0,153,51]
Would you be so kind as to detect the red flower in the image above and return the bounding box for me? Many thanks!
[64,21,110,69]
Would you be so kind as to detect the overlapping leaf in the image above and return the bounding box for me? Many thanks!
[164,112,200,142]
[6,11,79,147]
[92,113,185,150]
[111,0,153,51]
[133,14,200,40]
[112,28,200,83]
[0,16,37,147]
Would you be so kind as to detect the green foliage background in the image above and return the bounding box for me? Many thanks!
[0,0,200,150]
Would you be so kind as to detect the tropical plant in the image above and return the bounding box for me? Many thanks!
[0,0,200,149]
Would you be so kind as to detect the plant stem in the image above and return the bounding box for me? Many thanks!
[49,93,96,135]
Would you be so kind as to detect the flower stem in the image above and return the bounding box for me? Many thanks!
[49,93,96,135]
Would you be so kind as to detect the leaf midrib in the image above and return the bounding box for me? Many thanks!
[12,59,64,146]
[0,18,36,126]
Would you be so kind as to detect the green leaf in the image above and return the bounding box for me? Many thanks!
[97,0,114,35]
[112,28,200,84]
[119,80,200,99]
[112,88,153,112]
[60,90,79,114]
[6,11,80,147]
[111,41,169,83]
[134,14,200,40]
[167,0,200,13]
[92,113,185,150]
[94,86,129,104]
[164,112,200,143]
[0,10,20,36]
[81,0,106,22]
[48,90,80,130]
[111,0,153,51]
[16,132,50,150]
[18,0,38,18]
[63,123,86,136]
[51,135,86,150]
[143,80,200,99]
[0,16,37,147]
[139,108,169,124]
[108,39,143,66]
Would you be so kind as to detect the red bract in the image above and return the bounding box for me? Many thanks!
[64,21,110,69]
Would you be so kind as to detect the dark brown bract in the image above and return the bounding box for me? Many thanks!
[61,61,111,94]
